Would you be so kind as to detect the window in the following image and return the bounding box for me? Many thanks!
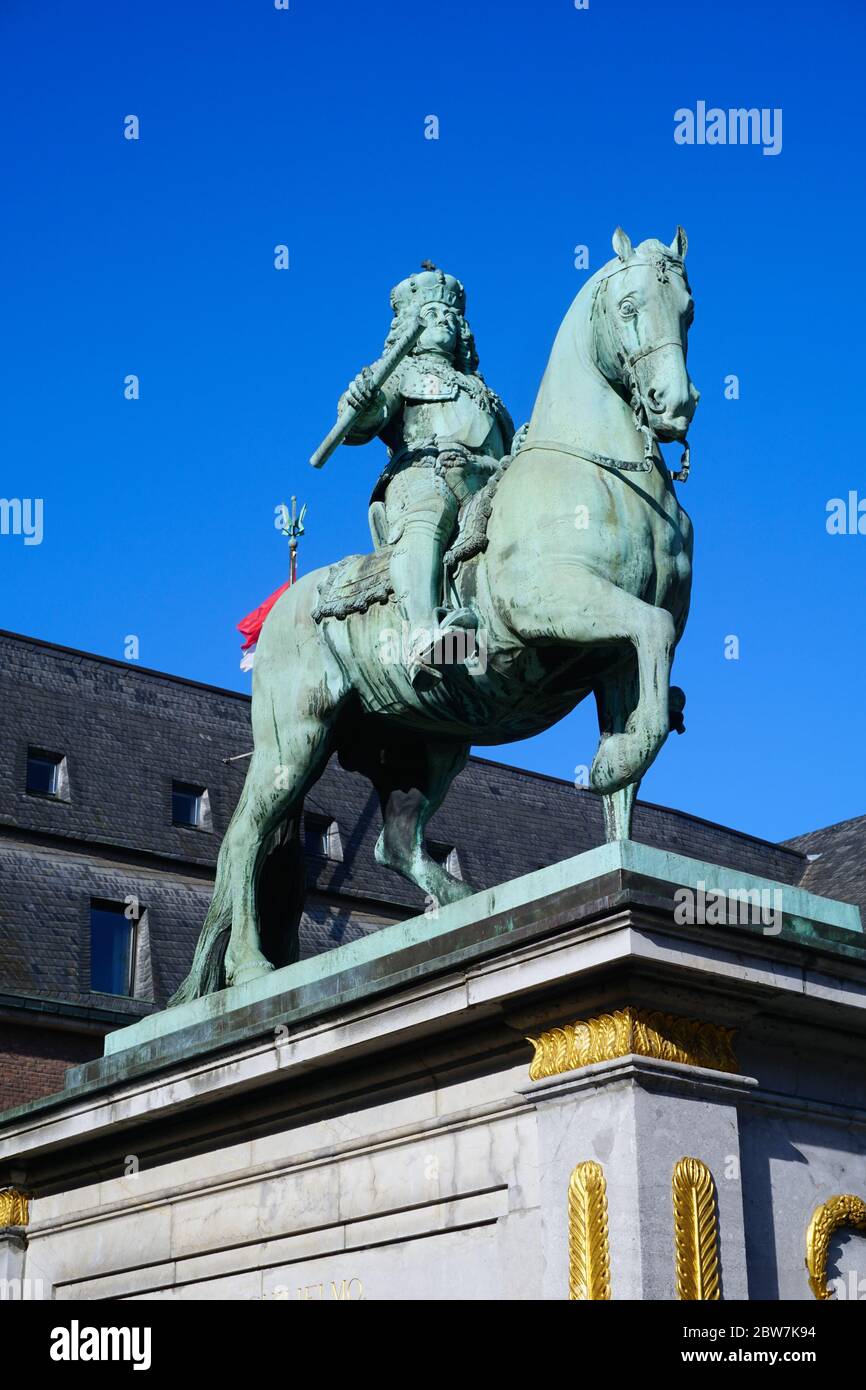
[90,901,136,995]
[26,748,68,800]
[304,814,343,861]
[172,781,211,829]
[426,840,462,879]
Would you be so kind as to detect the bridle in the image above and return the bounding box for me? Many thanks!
[587,255,693,483]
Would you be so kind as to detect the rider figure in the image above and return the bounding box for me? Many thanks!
[339,265,514,689]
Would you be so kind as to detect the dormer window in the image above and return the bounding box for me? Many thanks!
[172,780,211,830]
[26,748,69,800]
[90,900,136,995]
[304,814,343,861]
[426,840,462,879]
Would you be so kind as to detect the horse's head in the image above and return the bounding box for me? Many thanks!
[592,227,699,449]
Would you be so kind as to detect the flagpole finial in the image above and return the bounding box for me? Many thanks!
[279,495,307,584]
[239,497,307,670]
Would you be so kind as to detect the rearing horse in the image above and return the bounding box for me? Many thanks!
[171,227,699,1003]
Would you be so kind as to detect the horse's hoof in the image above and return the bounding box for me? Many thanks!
[591,734,640,794]
[439,880,475,905]
[227,957,275,987]
[591,741,623,793]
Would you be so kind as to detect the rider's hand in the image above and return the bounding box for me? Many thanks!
[344,368,378,414]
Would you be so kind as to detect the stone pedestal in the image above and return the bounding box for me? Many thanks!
[524,1058,754,1300]
[0,841,864,1301]
[0,1228,27,1299]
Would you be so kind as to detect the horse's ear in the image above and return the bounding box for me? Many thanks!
[670,226,688,259]
[612,227,633,262]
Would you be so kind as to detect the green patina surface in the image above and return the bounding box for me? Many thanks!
[104,839,863,1060]
[171,234,705,1006]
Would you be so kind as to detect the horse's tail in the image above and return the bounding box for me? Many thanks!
[167,858,232,1007]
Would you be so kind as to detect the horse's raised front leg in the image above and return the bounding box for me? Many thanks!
[588,587,675,796]
[596,678,687,840]
[509,569,676,799]
[595,662,642,841]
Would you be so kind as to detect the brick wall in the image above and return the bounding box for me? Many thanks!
[0,1022,100,1112]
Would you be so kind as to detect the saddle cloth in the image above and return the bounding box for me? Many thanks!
[311,548,393,623]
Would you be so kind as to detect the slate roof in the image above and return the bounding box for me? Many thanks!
[784,816,866,920]
[0,629,860,1015]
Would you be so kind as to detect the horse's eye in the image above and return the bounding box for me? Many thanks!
[620,299,637,318]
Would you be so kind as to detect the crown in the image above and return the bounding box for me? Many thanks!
[390,264,465,318]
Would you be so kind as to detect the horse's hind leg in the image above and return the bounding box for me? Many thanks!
[223,707,336,987]
[371,738,473,909]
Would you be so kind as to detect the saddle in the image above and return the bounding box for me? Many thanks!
[311,452,513,625]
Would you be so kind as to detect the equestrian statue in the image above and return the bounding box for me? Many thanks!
[171,227,699,1003]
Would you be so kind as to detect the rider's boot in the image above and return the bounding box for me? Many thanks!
[407,607,480,689]
[386,487,476,690]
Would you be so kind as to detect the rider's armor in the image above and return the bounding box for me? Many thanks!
[338,268,514,686]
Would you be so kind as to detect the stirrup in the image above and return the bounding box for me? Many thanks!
[435,605,478,633]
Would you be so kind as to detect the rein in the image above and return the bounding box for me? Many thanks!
[519,440,655,475]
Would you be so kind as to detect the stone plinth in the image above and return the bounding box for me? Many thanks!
[1,842,865,1301]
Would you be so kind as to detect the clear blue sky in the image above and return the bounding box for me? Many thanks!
[1,0,863,843]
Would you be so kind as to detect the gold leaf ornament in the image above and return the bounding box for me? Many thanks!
[527,1007,737,1081]
[0,1188,29,1227]
[568,1161,611,1300]
[672,1157,720,1300]
[805,1194,866,1300]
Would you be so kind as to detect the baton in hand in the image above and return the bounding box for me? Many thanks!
[309,315,424,469]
